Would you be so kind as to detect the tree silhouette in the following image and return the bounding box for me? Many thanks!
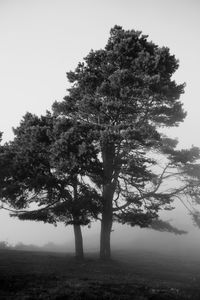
[53,26,200,260]
[1,113,101,259]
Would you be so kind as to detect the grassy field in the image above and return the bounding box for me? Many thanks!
[0,249,200,299]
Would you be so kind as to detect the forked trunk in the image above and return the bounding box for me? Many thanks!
[73,224,84,259]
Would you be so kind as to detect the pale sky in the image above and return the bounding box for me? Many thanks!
[0,0,200,251]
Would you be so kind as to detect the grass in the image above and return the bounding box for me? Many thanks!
[0,249,200,299]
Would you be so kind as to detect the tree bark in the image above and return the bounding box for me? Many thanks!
[73,223,84,259]
[72,179,84,260]
[100,183,114,260]
[100,143,116,260]
[100,211,112,260]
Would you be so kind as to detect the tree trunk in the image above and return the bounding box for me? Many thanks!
[72,179,84,260]
[100,143,116,260]
[73,224,84,259]
[100,183,114,260]
[100,212,112,260]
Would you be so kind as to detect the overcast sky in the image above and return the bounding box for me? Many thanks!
[0,0,200,252]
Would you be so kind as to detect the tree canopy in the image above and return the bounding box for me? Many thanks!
[1,26,200,260]
[0,113,101,258]
[52,25,200,259]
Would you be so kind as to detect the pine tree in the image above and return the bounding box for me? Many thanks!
[53,26,200,260]
[1,113,101,259]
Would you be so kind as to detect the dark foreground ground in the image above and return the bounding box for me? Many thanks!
[0,249,200,299]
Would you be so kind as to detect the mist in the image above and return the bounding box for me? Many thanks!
[1,1,200,298]
[2,201,200,261]
[1,0,200,257]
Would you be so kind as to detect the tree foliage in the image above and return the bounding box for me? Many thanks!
[52,26,200,258]
[1,26,200,260]
[1,113,101,227]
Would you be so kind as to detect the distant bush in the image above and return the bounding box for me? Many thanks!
[0,241,9,249]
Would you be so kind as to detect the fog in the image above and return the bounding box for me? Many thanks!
[1,200,200,260]
[1,0,200,261]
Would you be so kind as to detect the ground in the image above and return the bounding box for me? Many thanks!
[0,249,200,299]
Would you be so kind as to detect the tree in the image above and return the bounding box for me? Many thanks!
[1,113,101,259]
[53,25,200,260]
